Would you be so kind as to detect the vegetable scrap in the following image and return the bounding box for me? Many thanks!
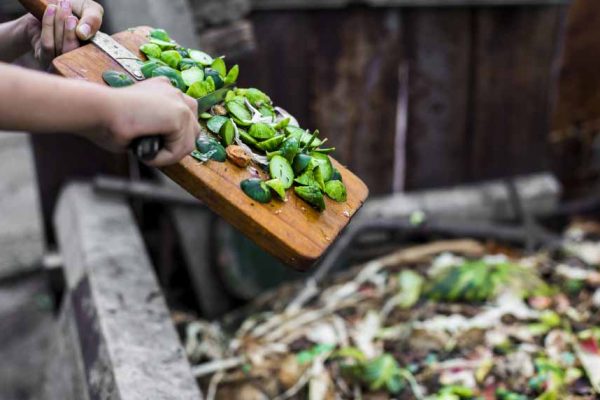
[180,226,600,399]
[102,28,346,212]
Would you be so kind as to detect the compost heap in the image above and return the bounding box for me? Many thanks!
[182,222,600,400]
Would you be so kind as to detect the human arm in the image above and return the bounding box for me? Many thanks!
[0,62,199,166]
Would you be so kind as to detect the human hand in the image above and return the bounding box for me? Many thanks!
[94,78,199,167]
[23,0,104,69]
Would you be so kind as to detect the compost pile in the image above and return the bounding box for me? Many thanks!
[182,222,600,400]
[103,28,347,211]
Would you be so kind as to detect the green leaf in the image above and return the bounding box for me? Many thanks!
[296,344,335,365]
[395,270,424,309]
[363,354,404,394]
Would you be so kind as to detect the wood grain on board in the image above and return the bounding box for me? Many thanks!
[52,26,369,270]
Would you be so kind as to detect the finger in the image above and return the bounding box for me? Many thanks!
[54,0,71,55]
[146,122,196,167]
[75,0,104,40]
[182,93,198,116]
[40,5,57,68]
[62,16,79,53]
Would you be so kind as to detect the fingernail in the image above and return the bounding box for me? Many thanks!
[66,16,77,30]
[77,23,91,38]
[60,0,70,10]
[47,5,56,16]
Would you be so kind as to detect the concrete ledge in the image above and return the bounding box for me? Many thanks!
[54,183,202,400]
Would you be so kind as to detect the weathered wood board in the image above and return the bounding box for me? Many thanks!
[52,26,369,270]
[234,5,567,193]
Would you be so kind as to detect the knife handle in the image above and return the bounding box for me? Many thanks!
[18,0,49,21]
[130,136,164,162]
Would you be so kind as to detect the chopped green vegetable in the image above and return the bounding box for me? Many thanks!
[224,65,239,86]
[102,70,134,88]
[140,43,161,59]
[324,180,347,202]
[181,67,204,86]
[310,151,334,182]
[149,38,177,50]
[207,116,229,134]
[265,179,287,201]
[211,57,227,77]
[226,101,252,122]
[241,179,272,204]
[239,129,258,146]
[295,186,325,211]
[160,50,182,69]
[204,69,224,89]
[151,66,186,91]
[293,154,312,174]
[189,49,213,66]
[141,60,165,79]
[196,135,226,162]
[269,155,294,189]
[128,28,350,210]
[186,79,215,98]
[179,58,198,71]
[249,123,276,140]
[219,119,235,147]
[150,28,171,42]
[279,137,299,163]
[256,135,285,152]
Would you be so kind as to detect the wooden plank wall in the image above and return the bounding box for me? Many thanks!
[551,0,600,196]
[232,5,567,195]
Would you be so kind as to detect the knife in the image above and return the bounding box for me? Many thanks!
[18,0,232,161]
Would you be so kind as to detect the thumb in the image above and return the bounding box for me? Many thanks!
[75,0,104,40]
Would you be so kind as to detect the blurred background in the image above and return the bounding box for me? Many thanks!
[2,0,600,398]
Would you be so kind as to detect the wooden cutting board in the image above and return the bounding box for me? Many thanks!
[52,26,369,270]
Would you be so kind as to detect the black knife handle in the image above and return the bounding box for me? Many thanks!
[130,136,163,162]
